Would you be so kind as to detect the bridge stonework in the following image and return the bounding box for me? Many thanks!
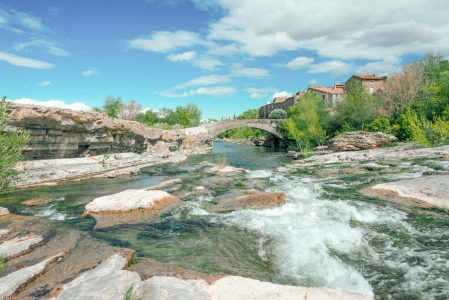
[202,119,283,139]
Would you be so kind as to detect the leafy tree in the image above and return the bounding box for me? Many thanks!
[332,80,383,131]
[136,110,159,126]
[394,107,428,145]
[278,92,328,151]
[102,96,123,118]
[237,109,259,120]
[0,97,29,194]
[268,109,287,119]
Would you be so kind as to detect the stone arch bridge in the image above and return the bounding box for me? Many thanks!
[199,119,283,139]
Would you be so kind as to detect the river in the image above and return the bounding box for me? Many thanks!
[1,140,449,299]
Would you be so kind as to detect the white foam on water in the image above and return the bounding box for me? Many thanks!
[217,174,408,297]
[247,170,272,179]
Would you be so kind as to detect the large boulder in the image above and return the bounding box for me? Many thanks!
[327,131,398,151]
[212,191,286,212]
[85,189,179,215]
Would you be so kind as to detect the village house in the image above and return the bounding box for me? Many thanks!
[258,74,387,118]
[346,74,387,94]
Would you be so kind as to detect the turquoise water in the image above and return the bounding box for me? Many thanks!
[1,141,449,299]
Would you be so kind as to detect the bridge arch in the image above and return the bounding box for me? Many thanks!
[203,119,283,139]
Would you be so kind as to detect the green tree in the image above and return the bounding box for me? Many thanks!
[136,110,159,126]
[0,97,29,194]
[278,92,328,151]
[332,80,383,132]
[102,96,123,118]
[268,109,287,119]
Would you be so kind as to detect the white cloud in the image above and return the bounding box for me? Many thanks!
[271,91,291,99]
[175,74,231,89]
[0,51,54,69]
[128,30,201,52]
[159,86,236,98]
[39,80,51,87]
[284,56,314,70]
[232,65,269,78]
[308,79,318,85]
[192,57,223,70]
[308,60,352,76]
[11,98,91,111]
[82,70,97,77]
[14,11,45,31]
[206,0,449,60]
[245,87,278,99]
[357,57,402,75]
[14,39,69,57]
[167,51,196,62]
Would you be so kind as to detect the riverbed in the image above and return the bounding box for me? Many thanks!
[1,141,449,299]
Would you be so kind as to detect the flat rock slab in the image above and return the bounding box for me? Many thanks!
[0,234,43,259]
[364,175,449,209]
[0,207,10,216]
[327,131,398,151]
[146,178,182,190]
[144,275,373,300]
[0,253,64,299]
[56,252,142,300]
[207,165,248,175]
[85,189,179,214]
[0,229,10,239]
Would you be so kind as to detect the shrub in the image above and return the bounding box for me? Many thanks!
[0,97,29,194]
[268,109,287,119]
[366,117,392,134]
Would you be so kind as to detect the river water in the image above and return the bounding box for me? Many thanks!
[1,141,449,299]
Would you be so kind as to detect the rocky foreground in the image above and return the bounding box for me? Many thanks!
[364,175,449,209]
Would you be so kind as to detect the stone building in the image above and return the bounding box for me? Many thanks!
[307,85,345,108]
[346,74,387,94]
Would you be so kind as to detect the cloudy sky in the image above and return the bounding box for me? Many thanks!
[1,0,448,119]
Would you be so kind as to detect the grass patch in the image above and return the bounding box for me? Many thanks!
[124,285,141,300]
[0,255,6,269]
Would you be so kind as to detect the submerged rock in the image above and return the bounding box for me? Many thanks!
[22,195,51,206]
[364,175,449,209]
[327,131,398,151]
[144,275,372,300]
[0,252,64,299]
[146,178,182,190]
[207,165,248,175]
[212,191,286,212]
[0,234,43,259]
[85,189,179,215]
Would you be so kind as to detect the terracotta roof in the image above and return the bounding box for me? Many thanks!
[352,74,387,80]
[308,86,345,95]
[273,96,288,103]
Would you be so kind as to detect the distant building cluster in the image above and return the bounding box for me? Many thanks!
[259,74,387,118]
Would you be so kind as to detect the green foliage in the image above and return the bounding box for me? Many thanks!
[366,117,392,134]
[278,92,327,152]
[0,255,5,269]
[333,80,383,131]
[136,103,201,128]
[394,107,428,145]
[268,109,287,119]
[102,96,123,118]
[237,109,259,120]
[0,97,29,195]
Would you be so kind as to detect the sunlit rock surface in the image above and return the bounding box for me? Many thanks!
[0,207,9,216]
[85,189,179,214]
[144,275,373,300]
[6,103,212,160]
[327,131,398,151]
[0,252,64,299]
[365,175,449,209]
[207,165,249,175]
[0,234,43,259]
[55,252,142,300]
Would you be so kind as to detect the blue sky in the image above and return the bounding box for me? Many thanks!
[1,0,448,119]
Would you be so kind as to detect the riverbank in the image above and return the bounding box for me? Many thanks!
[1,141,449,298]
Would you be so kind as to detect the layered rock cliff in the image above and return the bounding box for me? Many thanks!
[6,104,212,160]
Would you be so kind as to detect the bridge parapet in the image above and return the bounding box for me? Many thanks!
[201,119,283,139]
